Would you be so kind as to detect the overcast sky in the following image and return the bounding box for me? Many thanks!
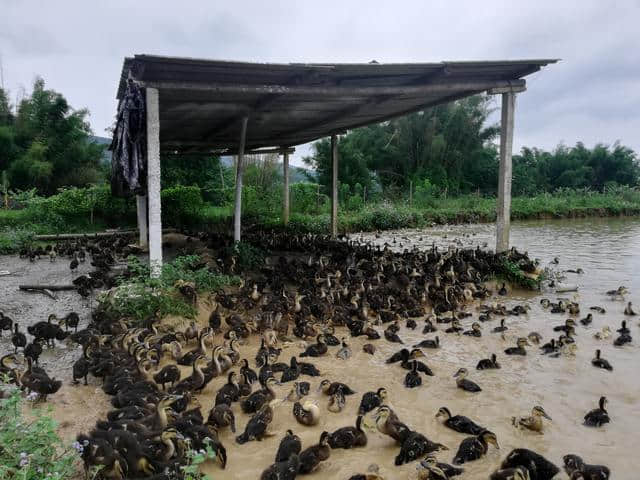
[2,0,638,165]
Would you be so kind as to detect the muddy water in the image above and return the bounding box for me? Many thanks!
[3,217,639,478]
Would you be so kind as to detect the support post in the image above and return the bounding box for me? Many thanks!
[282,151,290,225]
[233,117,249,242]
[330,134,338,238]
[145,87,162,277]
[136,195,148,249]
[496,91,515,253]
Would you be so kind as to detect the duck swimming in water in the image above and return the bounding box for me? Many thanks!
[591,349,613,371]
[328,415,367,449]
[584,396,610,427]
[499,448,559,480]
[358,387,387,415]
[404,361,422,388]
[505,337,530,355]
[463,322,482,337]
[624,301,636,315]
[452,430,499,464]
[300,334,328,357]
[453,368,481,392]
[594,326,611,340]
[418,456,463,479]
[579,313,593,326]
[489,467,531,480]
[563,454,610,480]
[616,320,630,334]
[553,318,576,333]
[540,338,558,354]
[414,337,440,349]
[436,407,485,435]
[512,406,552,433]
[476,353,500,370]
[492,319,508,333]
[590,306,606,314]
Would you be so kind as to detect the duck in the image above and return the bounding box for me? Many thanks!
[422,318,437,334]
[505,337,530,355]
[374,405,411,444]
[414,336,440,349]
[260,454,300,480]
[298,431,331,473]
[24,339,44,365]
[463,322,482,337]
[363,343,376,355]
[0,312,13,336]
[540,338,558,355]
[300,334,328,357]
[286,381,310,402]
[358,387,387,415]
[499,448,559,480]
[445,319,463,334]
[348,464,384,480]
[476,353,500,370]
[594,326,611,340]
[275,429,301,462]
[404,362,422,388]
[207,403,236,433]
[613,331,632,346]
[240,358,258,384]
[590,306,606,314]
[280,357,301,383]
[563,454,610,480]
[606,286,627,299]
[492,319,508,333]
[384,322,403,344]
[236,402,274,444]
[153,364,181,390]
[489,467,531,480]
[512,406,552,433]
[584,396,610,427]
[336,338,352,360]
[553,318,576,333]
[527,331,542,345]
[454,368,481,392]
[436,407,485,435]
[616,320,630,334]
[215,371,241,405]
[395,430,448,465]
[320,379,356,396]
[418,456,464,479]
[498,283,508,296]
[20,358,62,402]
[452,430,499,464]
[328,415,367,449]
[11,323,26,353]
[328,391,346,413]
[169,355,207,393]
[591,349,612,371]
[293,400,320,426]
[241,377,278,414]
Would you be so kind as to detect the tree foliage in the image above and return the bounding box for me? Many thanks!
[0,78,104,194]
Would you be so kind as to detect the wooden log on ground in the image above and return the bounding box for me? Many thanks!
[34,228,177,241]
[19,284,77,291]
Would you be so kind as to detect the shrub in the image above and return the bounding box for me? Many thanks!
[161,185,205,228]
[0,226,36,254]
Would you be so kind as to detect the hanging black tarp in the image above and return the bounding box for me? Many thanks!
[110,79,146,197]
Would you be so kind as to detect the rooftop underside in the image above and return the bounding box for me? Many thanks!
[118,55,557,154]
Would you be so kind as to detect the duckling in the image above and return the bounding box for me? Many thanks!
[489,467,531,480]
[616,320,630,334]
[505,337,530,355]
[463,322,482,337]
[328,391,346,413]
[319,379,356,396]
[553,318,576,333]
[540,338,558,354]
[591,349,612,371]
[594,326,611,340]
[293,400,320,426]
[215,371,241,405]
[453,430,499,464]
[241,377,278,414]
[363,343,376,355]
[328,415,367,449]
[0,312,13,337]
[404,361,422,388]
[436,407,485,435]
[170,356,207,393]
[527,331,542,345]
[512,406,552,433]
[260,454,300,480]
[498,283,508,296]
[358,387,387,415]
[563,454,610,480]
[286,381,310,402]
[280,357,301,383]
[414,336,439,349]
[568,302,580,315]
[492,319,508,333]
[606,286,627,299]
[20,358,62,402]
[579,313,593,326]
[240,358,258,384]
[336,338,352,360]
[323,326,341,346]
[275,429,301,462]
[395,430,448,465]
[207,403,236,433]
[236,402,274,444]
[153,365,181,390]
[454,368,481,392]
[584,396,610,427]
[422,318,437,334]
[384,322,403,344]
[418,456,464,479]
[499,448,559,480]
[24,338,44,365]
[348,464,384,480]
[300,334,327,357]
[476,353,500,370]
[374,405,411,444]
[445,319,463,334]
[11,323,26,353]
[298,431,331,473]
[613,332,632,346]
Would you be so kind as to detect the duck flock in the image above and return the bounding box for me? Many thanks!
[1,231,633,479]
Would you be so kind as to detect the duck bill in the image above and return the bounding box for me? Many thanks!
[543,413,552,421]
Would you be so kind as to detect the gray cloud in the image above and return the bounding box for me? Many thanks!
[1,0,638,165]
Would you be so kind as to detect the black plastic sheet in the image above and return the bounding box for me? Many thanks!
[110,80,146,197]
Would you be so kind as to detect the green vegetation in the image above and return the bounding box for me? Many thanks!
[0,385,78,480]
[100,255,239,323]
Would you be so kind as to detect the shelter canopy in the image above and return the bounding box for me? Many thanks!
[117,55,557,154]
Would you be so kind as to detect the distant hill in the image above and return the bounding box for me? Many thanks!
[90,135,112,165]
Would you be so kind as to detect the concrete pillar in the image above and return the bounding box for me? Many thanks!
[496,91,515,253]
[146,87,162,277]
[282,151,290,225]
[233,117,248,242]
[330,134,338,238]
[136,195,148,249]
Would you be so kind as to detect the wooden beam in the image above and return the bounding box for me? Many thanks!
[233,117,249,242]
[142,79,526,97]
[488,85,527,94]
[161,146,294,156]
[331,134,338,238]
[283,151,290,225]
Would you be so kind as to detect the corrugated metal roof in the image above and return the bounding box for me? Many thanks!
[117,54,557,153]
